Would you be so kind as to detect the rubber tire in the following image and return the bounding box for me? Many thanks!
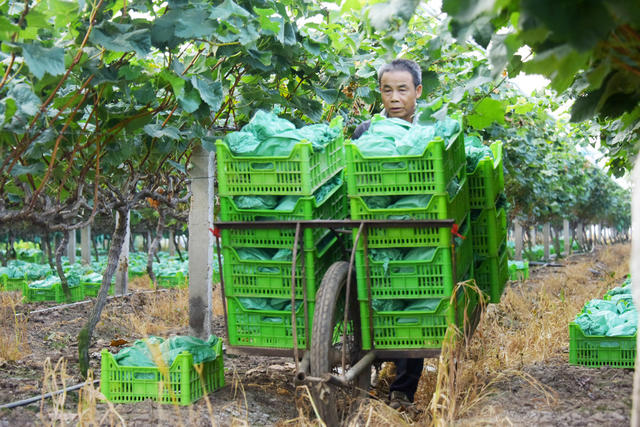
[310,261,370,393]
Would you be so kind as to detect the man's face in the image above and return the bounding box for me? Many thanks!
[379,70,423,123]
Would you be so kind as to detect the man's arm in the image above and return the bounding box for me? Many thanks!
[351,120,371,140]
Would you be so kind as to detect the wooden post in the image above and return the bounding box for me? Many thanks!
[563,219,570,256]
[114,210,130,295]
[543,223,551,260]
[81,226,91,265]
[67,229,76,264]
[514,219,523,261]
[188,144,214,339]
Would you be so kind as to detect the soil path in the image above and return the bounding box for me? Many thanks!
[0,244,634,426]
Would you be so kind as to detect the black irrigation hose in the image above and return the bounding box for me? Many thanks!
[0,380,100,410]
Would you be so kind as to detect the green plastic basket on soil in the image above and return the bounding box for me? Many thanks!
[22,281,85,303]
[349,178,470,249]
[221,237,339,300]
[1,275,27,291]
[354,219,473,300]
[471,207,507,257]
[468,141,504,210]
[155,272,188,288]
[226,297,312,349]
[359,286,479,350]
[219,178,347,249]
[216,134,344,196]
[82,282,114,297]
[345,119,465,197]
[474,247,508,304]
[568,322,635,368]
[508,260,529,281]
[100,340,224,405]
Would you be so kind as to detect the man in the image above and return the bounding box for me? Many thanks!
[351,58,424,409]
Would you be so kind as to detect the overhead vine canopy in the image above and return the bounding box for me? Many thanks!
[0,0,631,232]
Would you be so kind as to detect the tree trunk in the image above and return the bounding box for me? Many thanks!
[44,232,54,268]
[543,223,551,261]
[67,229,76,264]
[563,219,570,256]
[173,231,184,261]
[91,233,99,262]
[115,211,130,295]
[55,231,73,301]
[147,211,165,288]
[78,207,129,377]
[81,226,91,265]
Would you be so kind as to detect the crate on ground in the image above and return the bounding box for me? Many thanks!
[219,178,346,249]
[226,297,312,349]
[1,274,28,291]
[468,141,504,210]
[155,272,188,288]
[82,281,114,297]
[222,236,340,300]
[359,285,480,350]
[345,118,465,197]
[471,207,507,257]
[22,281,85,303]
[354,218,473,300]
[215,132,344,196]
[569,322,635,368]
[100,340,224,405]
[508,260,529,281]
[349,178,470,249]
[474,247,508,304]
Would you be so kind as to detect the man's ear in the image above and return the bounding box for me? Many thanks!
[416,84,423,98]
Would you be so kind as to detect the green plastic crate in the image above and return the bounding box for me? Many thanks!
[474,248,508,304]
[508,260,529,281]
[471,207,507,257]
[221,236,339,300]
[1,274,27,291]
[345,118,465,197]
[215,131,344,196]
[354,218,473,300]
[82,281,115,297]
[468,141,504,210]
[100,340,224,405]
[569,322,635,368]
[155,272,188,288]
[359,286,479,350]
[226,297,312,349]
[219,179,346,249]
[349,178,470,249]
[22,281,85,303]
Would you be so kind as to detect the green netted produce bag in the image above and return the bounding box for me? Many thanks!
[114,335,221,377]
[233,195,279,209]
[575,297,637,336]
[225,110,341,156]
[354,114,460,157]
[464,134,494,173]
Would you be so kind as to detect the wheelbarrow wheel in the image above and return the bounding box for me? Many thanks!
[309,261,370,424]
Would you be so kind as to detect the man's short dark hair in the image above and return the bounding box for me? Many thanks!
[377,59,422,88]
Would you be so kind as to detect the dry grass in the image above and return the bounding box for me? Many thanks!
[0,291,30,362]
[105,288,189,336]
[419,243,631,425]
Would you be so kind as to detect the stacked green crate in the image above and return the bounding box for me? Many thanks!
[467,141,508,303]
[345,117,477,350]
[216,126,346,349]
[569,278,636,368]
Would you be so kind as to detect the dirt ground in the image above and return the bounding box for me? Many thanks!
[0,245,634,426]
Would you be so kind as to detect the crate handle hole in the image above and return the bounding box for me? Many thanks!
[251,162,275,170]
[381,161,406,170]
